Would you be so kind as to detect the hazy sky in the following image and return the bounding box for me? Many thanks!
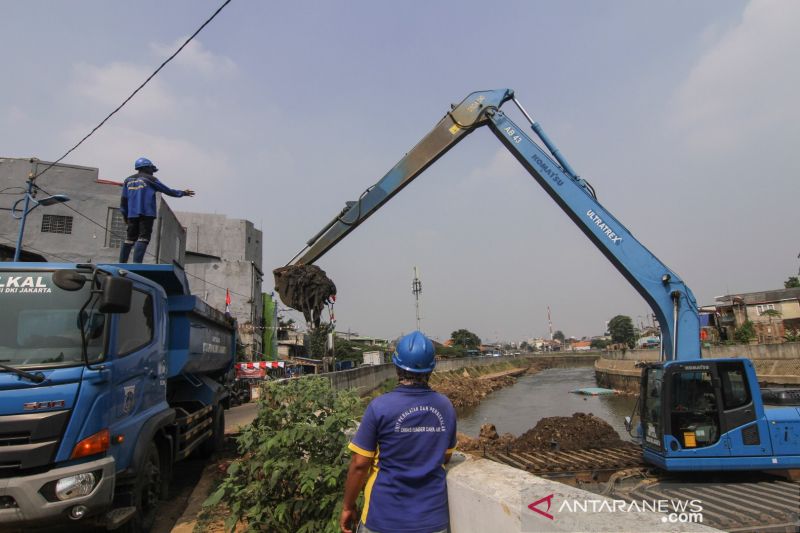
[2,1,798,344]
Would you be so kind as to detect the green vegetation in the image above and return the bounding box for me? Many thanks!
[607,315,636,348]
[552,330,565,343]
[734,320,756,344]
[450,328,481,349]
[435,344,465,358]
[785,276,800,288]
[204,377,361,532]
[590,338,610,350]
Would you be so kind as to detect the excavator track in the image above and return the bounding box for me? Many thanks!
[484,444,644,479]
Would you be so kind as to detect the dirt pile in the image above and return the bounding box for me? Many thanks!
[458,413,623,453]
[514,413,622,451]
[457,423,515,452]
[432,371,517,409]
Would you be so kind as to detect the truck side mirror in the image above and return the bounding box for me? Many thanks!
[99,276,133,313]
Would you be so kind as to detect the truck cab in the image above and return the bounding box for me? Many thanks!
[640,358,800,471]
[0,263,235,531]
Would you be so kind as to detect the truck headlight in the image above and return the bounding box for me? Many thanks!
[54,472,97,501]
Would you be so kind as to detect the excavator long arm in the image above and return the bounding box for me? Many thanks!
[278,89,700,361]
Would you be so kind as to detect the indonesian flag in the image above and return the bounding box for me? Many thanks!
[225,289,231,316]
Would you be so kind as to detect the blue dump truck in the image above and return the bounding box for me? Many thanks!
[0,263,236,531]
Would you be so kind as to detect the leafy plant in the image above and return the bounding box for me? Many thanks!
[784,329,800,342]
[784,276,800,289]
[204,377,361,532]
[734,320,756,344]
[552,330,565,343]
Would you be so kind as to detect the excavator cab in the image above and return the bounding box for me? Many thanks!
[639,358,780,471]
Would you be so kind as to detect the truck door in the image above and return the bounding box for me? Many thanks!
[716,361,771,456]
[110,286,165,466]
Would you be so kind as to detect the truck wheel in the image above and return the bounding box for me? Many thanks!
[196,407,225,458]
[119,442,161,532]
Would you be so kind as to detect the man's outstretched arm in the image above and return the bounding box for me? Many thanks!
[340,452,372,533]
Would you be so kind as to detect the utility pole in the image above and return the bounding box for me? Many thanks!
[412,266,422,331]
[547,305,553,340]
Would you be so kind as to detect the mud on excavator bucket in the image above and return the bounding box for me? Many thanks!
[273,264,337,328]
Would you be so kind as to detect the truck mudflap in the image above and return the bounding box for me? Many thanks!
[0,455,115,528]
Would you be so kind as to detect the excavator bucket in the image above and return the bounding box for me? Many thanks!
[273,264,337,328]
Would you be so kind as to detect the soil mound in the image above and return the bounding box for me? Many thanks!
[432,374,516,409]
[513,412,622,452]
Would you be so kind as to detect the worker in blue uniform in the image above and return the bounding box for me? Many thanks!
[119,157,194,263]
[341,331,457,533]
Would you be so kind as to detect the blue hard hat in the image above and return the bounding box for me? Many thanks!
[392,331,436,373]
[134,157,158,171]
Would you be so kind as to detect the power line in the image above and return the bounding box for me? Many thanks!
[32,0,234,181]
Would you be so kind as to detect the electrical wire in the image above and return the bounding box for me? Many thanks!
[32,0,234,181]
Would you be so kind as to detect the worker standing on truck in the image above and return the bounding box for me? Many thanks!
[119,157,194,263]
[340,331,456,533]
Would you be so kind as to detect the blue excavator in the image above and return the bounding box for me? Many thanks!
[274,89,800,473]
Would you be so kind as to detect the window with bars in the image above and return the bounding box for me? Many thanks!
[40,214,73,234]
[106,208,127,248]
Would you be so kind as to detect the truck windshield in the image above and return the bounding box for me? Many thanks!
[0,271,104,367]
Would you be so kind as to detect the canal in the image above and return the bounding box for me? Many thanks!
[457,367,637,439]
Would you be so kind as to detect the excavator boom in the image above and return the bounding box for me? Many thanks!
[275,89,700,361]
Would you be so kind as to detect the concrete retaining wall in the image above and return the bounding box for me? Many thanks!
[322,354,599,395]
[595,357,800,393]
[605,341,800,361]
[446,454,717,532]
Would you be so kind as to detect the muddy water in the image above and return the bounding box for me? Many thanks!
[457,367,636,439]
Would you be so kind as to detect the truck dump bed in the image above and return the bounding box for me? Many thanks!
[110,263,236,378]
[166,294,235,378]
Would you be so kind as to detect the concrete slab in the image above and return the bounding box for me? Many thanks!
[446,454,720,532]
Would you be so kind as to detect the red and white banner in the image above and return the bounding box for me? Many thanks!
[236,361,286,369]
[236,366,266,379]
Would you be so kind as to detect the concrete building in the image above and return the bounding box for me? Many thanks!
[176,212,264,359]
[1,157,265,359]
[277,329,305,359]
[0,157,184,265]
[713,287,800,343]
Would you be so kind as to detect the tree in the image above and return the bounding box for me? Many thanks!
[520,341,530,352]
[762,308,783,343]
[785,276,800,288]
[590,338,610,350]
[552,330,565,343]
[307,322,334,357]
[734,320,756,344]
[450,329,481,349]
[607,315,636,348]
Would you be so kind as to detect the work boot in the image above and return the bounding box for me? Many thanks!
[119,241,134,263]
[132,240,149,263]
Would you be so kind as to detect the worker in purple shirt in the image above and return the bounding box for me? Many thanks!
[119,157,194,263]
[341,331,457,533]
